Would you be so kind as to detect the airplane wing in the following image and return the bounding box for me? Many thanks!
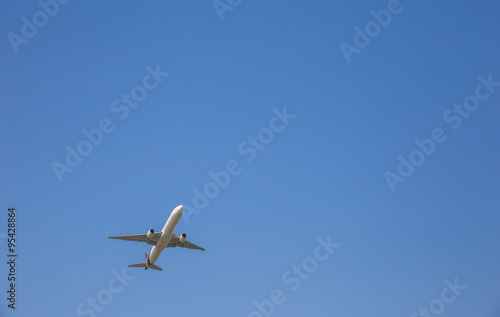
[108,232,163,246]
[167,234,205,251]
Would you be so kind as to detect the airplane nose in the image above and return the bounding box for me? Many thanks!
[176,205,184,214]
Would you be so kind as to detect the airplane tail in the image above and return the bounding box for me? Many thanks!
[128,262,163,271]
[128,253,163,271]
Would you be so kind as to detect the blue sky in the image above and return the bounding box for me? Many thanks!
[1,1,500,316]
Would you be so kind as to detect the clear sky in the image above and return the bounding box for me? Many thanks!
[1,1,500,316]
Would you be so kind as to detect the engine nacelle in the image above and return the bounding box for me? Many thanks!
[147,229,155,239]
[179,233,187,243]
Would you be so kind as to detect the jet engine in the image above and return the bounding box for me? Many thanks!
[147,229,155,239]
[179,233,187,243]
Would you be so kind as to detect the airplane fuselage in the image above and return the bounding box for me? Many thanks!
[148,205,183,266]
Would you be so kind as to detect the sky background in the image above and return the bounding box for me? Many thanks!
[1,1,500,316]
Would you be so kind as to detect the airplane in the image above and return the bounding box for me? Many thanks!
[108,205,205,271]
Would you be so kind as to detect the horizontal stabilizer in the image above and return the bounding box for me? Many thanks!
[128,262,163,271]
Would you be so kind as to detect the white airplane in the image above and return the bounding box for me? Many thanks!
[108,205,205,271]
